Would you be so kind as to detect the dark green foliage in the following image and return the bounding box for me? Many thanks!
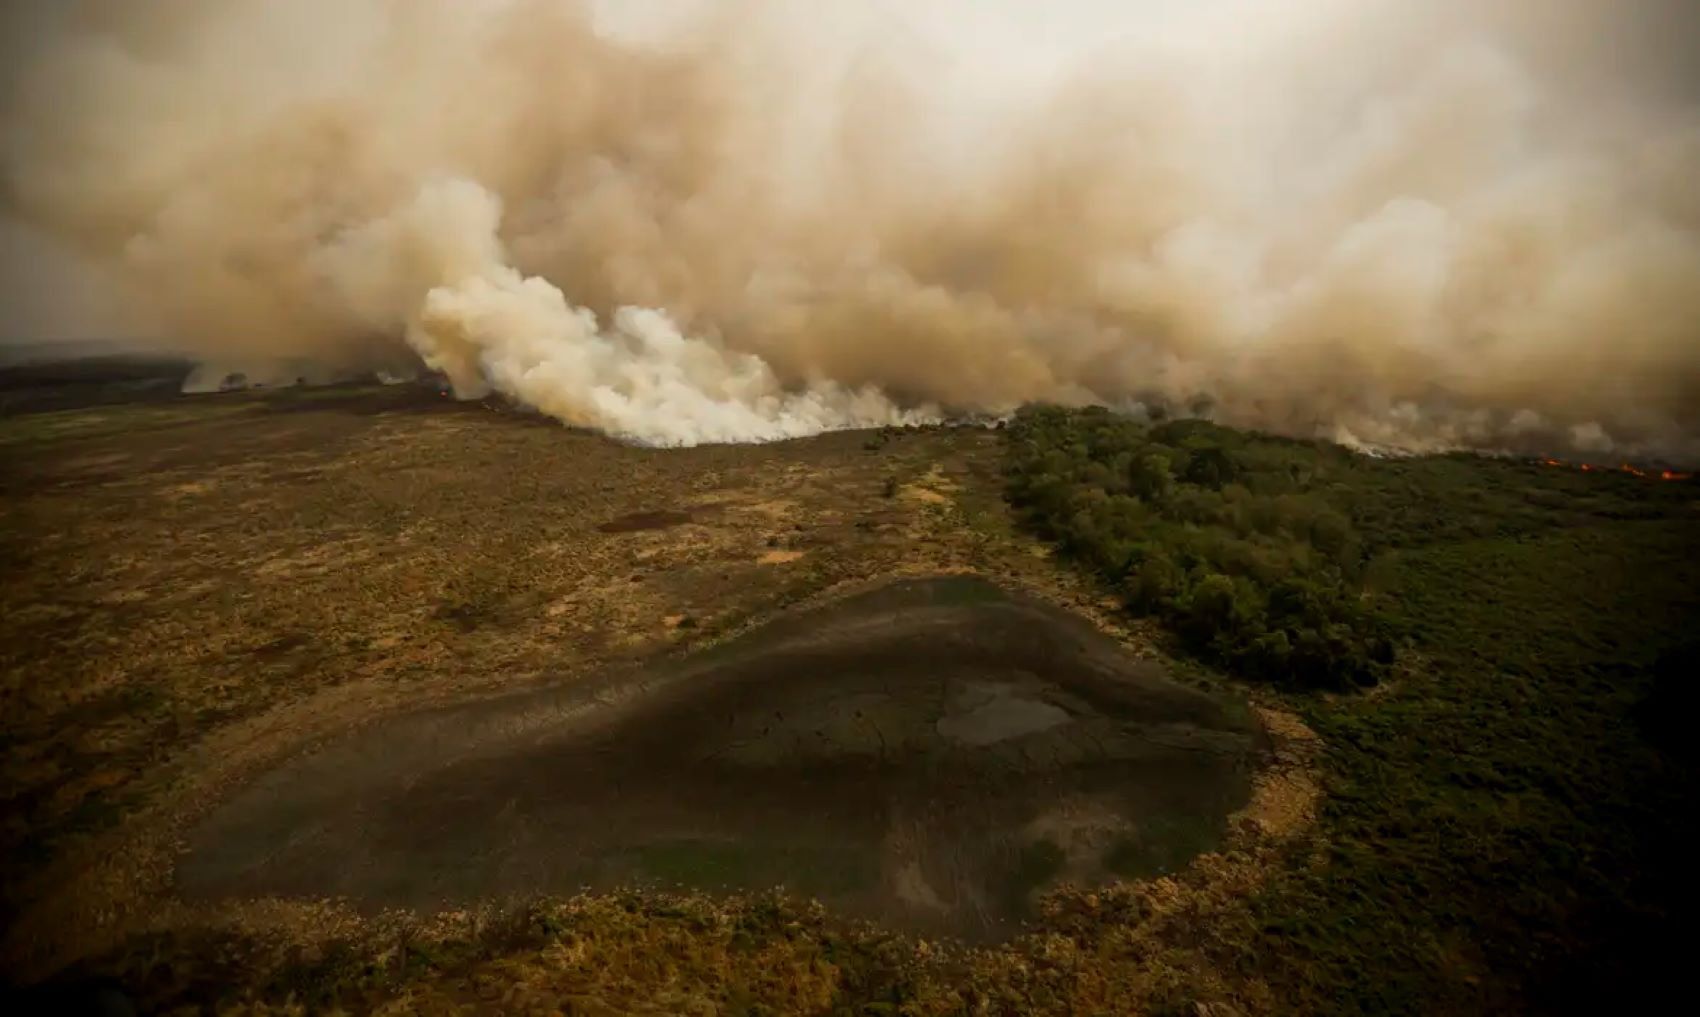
[1004,405,1389,688]
[1006,405,1700,1012]
[1182,444,1238,489]
[1003,406,1695,691]
[1636,641,1700,760]
[1238,521,1700,1014]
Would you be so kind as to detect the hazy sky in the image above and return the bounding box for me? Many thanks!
[1,1,1697,455]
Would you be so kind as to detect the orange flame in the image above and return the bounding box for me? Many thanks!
[1533,457,1691,481]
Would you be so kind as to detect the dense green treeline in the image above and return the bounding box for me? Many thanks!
[1003,404,1687,690]
[1005,405,1700,1011]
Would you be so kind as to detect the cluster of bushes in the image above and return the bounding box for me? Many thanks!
[1004,406,1392,689]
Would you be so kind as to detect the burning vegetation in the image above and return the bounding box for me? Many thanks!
[1536,458,1694,482]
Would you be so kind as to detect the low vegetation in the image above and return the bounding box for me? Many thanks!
[7,391,1696,1013]
[1005,405,1699,1012]
[1004,405,1692,693]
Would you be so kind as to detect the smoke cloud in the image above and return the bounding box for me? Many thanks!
[2,0,1698,456]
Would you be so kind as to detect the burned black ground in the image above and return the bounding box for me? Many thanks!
[178,576,1262,941]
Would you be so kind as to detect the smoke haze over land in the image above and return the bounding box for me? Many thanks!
[2,0,1698,454]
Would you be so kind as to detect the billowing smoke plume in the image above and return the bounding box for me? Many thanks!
[328,176,928,443]
[2,0,1698,456]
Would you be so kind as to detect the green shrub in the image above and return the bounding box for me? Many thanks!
[1125,549,1185,614]
[1130,453,1176,503]
[1004,406,1389,689]
[1182,445,1239,489]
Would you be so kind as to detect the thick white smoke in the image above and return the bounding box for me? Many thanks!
[2,0,1698,456]
[360,179,928,444]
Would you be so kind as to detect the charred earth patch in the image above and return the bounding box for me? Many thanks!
[178,576,1264,941]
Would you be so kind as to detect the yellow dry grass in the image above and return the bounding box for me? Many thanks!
[1,389,1321,1013]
